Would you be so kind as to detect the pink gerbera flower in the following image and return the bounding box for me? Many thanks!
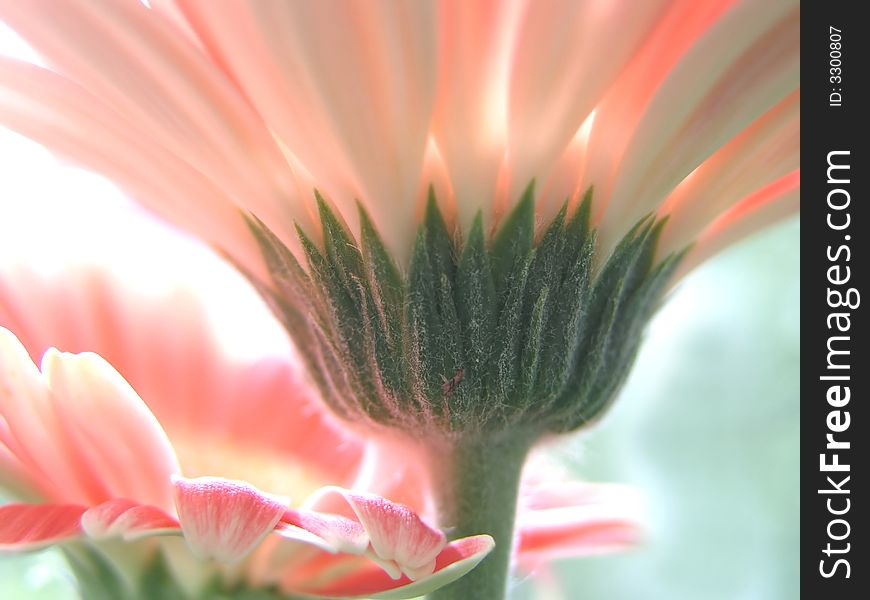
[0,1,799,598]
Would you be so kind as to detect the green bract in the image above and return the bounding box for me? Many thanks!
[247,188,685,442]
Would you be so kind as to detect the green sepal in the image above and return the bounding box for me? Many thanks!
[247,187,685,438]
[489,251,533,417]
[359,204,409,403]
[489,181,535,295]
[455,214,496,416]
[63,545,134,600]
[62,545,310,600]
[407,192,463,413]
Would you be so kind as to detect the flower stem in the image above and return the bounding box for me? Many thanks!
[426,433,534,600]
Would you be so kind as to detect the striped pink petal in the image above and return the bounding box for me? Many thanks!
[516,481,644,567]
[658,91,799,254]
[0,503,86,551]
[305,486,446,582]
[681,169,800,276]
[81,498,180,541]
[172,475,288,563]
[280,509,368,556]
[0,327,181,509]
[162,0,438,258]
[429,0,522,230]
[573,0,735,217]
[506,0,674,211]
[0,57,268,280]
[0,264,364,499]
[598,0,799,248]
[290,534,495,599]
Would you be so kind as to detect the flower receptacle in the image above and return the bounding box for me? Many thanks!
[247,187,685,444]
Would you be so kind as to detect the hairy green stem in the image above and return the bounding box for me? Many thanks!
[425,433,534,600]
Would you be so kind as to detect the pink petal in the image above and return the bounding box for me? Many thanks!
[506,0,675,210]
[658,91,799,254]
[430,0,523,230]
[348,441,432,516]
[305,486,446,581]
[0,0,307,245]
[516,482,644,567]
[280,509,368,556]
[599,1,799,248]
[172,476,288,563]
[81,498,180,541]
[0,503,86,551]
[0,57,268,279]
[166,0,438,259]
[680,169,799,276]
[0,327,180,509]
[43,349,181,511]
[0,263,365,499]
[576,0,737,218]
[0,327,82,502]
[286,535,495,599]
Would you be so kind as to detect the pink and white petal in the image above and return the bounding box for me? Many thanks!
[81,498,180,541]
[167,0,438,259]
[506,0,674,213]
[658,92,799,254]
[287,535,495,600]
[677,171,800,277]
[536,110,596,220]
[305,486,446,581]
[172,476,288,563]
[272,523,345,556]
[349,440,433,517]
[578,0,736,219]
[0,503,86,551]
[0,260,365,499]
[2,327,163,508]
[0,0,307,251]
[280,509,368,556]
[0,327,76,502]
[517,511,641,565]
[0,58,269,278]
[516,482,644,567]
[599,0,799,247]
[79,498,139,539]
[42,350,181,511]
[157,0,355,225]
[430,0,525,231]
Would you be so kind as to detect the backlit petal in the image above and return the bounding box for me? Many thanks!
[599,0,798,250]
[167,0,438,259]
[280,509,368,556]
[507,0,673,215]
[0,57,267,277]
[0,0,306,243]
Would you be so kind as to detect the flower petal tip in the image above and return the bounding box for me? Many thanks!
[172,475,288,563]
[306,486,447,581]
[81,499,180,541]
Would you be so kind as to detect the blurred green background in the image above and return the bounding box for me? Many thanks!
[0,218,799,600]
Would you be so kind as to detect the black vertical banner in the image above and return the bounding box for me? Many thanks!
[803,2,868,597]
